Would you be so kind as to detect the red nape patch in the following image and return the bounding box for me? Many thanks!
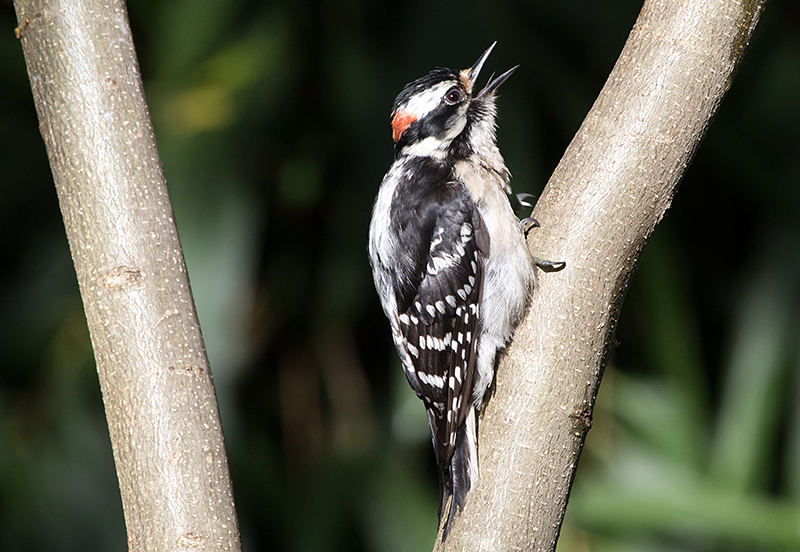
[391,110,417,142]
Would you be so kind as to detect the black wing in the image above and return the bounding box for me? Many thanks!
[390,181,489,469]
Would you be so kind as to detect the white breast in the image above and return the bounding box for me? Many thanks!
[453,155,535,404]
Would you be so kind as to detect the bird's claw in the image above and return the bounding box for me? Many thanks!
[533,257,566,273]
[515,193,535,209]
[520,217,540,237]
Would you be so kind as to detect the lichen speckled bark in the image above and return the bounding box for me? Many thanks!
[13,0,241,550]
[435,0,765,550]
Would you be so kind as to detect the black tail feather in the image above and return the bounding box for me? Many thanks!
[439,414,475,540]
[437,461,453,527]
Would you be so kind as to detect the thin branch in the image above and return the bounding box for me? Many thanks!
[436,0,765,549]
[14,0,241,549]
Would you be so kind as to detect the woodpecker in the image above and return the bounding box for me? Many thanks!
[368,43,558,538]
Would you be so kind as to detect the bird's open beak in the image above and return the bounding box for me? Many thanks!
[468,42,518,99]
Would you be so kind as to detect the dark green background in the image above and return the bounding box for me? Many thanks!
[1,0,799,550]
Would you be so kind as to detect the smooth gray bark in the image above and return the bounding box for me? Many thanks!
[436,0,765,550]
[14,0,241,549]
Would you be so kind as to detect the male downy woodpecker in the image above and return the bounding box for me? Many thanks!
[369,43,542,538]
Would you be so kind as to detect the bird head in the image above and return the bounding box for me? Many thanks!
[390,42,517,158]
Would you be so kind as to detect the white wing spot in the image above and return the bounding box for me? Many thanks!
[431,227,443,247]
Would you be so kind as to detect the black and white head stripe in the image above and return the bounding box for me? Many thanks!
[392,68,460,115]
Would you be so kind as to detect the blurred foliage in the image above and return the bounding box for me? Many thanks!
[0,0,799,550]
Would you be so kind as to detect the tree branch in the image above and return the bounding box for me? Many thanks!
[14,0,241,549]
[436,0,765,549]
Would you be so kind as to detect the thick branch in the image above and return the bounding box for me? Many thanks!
[14,0,240,549]
[437,0,764,549]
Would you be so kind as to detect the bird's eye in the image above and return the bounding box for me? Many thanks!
[444,88,463,105]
